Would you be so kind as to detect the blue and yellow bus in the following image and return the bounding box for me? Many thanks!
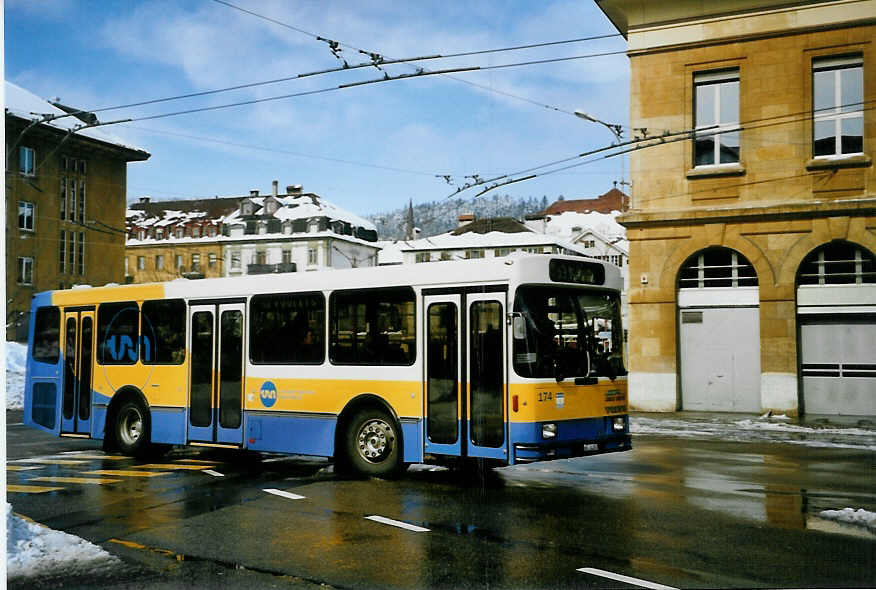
[24,254,630,477]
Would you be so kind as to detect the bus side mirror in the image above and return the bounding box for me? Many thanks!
[512,316,526,340]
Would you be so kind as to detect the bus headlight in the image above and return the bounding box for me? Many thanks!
[613,417,625,431]
[542,423,557,439]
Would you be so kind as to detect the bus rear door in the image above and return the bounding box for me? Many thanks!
[60,308,94,436]
[187,302,246,446]
[423,290,508,462]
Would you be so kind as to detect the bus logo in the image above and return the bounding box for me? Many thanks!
[260,381,278,408]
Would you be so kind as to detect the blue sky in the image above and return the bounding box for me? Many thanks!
[5,0,630,216]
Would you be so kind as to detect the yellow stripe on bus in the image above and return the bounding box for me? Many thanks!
[7,485,64,494]
[31,476,122,485]
[136,464,217,470]
[52,283,166,306]
[6,465,44,471]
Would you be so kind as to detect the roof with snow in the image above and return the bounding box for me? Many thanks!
[5,81,149,159]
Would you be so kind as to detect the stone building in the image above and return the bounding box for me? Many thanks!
[598,0,875,416]
[5,82,150,340]
[126,182,379,283]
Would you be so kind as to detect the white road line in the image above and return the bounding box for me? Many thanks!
[203,470,224,477]
[577,568,678,590]
[365,515,430,533]
[262,457,290,463]
[263,488,305,500]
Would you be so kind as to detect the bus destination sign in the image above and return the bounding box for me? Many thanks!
[549,259,605,285]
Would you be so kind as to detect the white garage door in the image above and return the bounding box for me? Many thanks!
[800,319,876,416]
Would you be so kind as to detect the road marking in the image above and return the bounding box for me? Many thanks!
[11,458,88,465]
[7,484,65,494]
[176,459,223,464]
[203,470,224,477]
[6,465,44,471]
[365,515,430,532]
[9,423,24,426]
[84,469,171,477]
[55,454,129,460]
[31,476,122,485]
[136,463,217,470]
[262,457,290,463]
[263,488,305,500]
[577,568,678,590]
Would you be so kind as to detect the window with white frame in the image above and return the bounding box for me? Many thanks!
[466,249,485,259]
[175,254,183,269]
[282,249,292,264]
[231,251,241,269]
[192,253,201,271]
[137,256,145,270]
[494,248,512,257]
[77,232,84,274]
[209,253,217,268]
[694,69,740,166]
[18,201,34,231]
[67,232,74,270]
[19,147,35,176]
[78,180,86,220]
[59,231,66,274]
[813,55,863,157]
[307,247,318,265]
[415,252,431,263]
[60,178,67,220]
[18,257,34,285]
[156,255,164,270]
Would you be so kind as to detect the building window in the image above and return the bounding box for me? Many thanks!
[231,251,241,270]
[192,253,201,271]
[59,230,67,273]
[19,147,35,176]
[813,56,863,157]
[18,201,34,231]
[78,180,86,221]
[694,69,740,166]
[156,228,164,239]
[679,248,758,288]
[282,249,292,264]
[68,232,74,270]
[208,226,217,237]
[308,247,318,266]
[440,252,453,261]
[125,257,130,276]
[77,232,85,275]
[175,254,183,269]
[18,257,34,285]
[209,253,217,268]
[192,226,200,238]
[466,249,485,259]
[415,252,431,263]
[494,248,512,257]
[156,255,164,270]
[798,241,875,285]
[60,178,67,220]
[255,251,267,265]
[175,227,184,239]
[137,256,145,270]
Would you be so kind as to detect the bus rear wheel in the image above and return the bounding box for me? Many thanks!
[344,409,403,478]
[115,400,150,457]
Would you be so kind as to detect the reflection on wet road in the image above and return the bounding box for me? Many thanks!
[7,422,875,589]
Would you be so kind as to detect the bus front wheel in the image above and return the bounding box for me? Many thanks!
[344,409,403,478]
[115,400,150,457]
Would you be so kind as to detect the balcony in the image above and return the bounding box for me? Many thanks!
[247,262,297,275]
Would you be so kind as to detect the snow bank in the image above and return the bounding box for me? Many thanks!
[6,341,27,410]
[6,503,119,579]
[818,508,876,533]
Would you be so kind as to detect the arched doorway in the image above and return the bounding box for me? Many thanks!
[797,241,876,416]
[677,247,761,412]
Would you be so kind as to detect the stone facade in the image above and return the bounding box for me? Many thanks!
[598,1,876,414]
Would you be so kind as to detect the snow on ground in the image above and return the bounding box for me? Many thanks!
[6,341,27,410]
[6,503,119,580]
[631,414,876,450]
[817,508,876,533]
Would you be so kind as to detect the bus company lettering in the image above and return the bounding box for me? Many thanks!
[605,405,626,414]
[260,381,278,408]
[604,390,625,403]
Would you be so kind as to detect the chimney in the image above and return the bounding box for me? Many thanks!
[139,197,151,204]
[287,184,302,195]
[458,213,474,228]
[272,180,278,197]
[250,189,259,197]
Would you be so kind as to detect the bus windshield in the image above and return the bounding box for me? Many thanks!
[513,286,625,380]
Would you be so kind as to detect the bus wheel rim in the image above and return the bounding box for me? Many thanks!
[357,419,393,463]
[120,408,143,446]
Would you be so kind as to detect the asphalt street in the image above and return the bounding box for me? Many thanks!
[6,409,875,589]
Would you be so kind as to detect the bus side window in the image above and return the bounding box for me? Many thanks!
[33,306,61,364]
[250,292,325,364]
[141,299,186,365]
[330,287,416,366]
[97,301,140,365]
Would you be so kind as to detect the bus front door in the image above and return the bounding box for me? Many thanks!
[423,291,508,461]
[188,303,246,446]
[60,309,95,436]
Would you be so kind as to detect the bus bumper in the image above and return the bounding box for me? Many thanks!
[510,416,632,464]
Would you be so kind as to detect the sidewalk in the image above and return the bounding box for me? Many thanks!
[630,411,876,450]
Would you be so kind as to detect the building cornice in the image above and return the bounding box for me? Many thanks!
[618,196,876,229]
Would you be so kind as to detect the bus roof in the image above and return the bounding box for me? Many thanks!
[45,254,622,307]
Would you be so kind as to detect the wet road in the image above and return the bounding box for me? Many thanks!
[7,411,875,589]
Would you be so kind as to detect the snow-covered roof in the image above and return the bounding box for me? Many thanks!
[5,81,148,155]
[375,241,404,265]
[219,193,375,231]
[532,210,626,240]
